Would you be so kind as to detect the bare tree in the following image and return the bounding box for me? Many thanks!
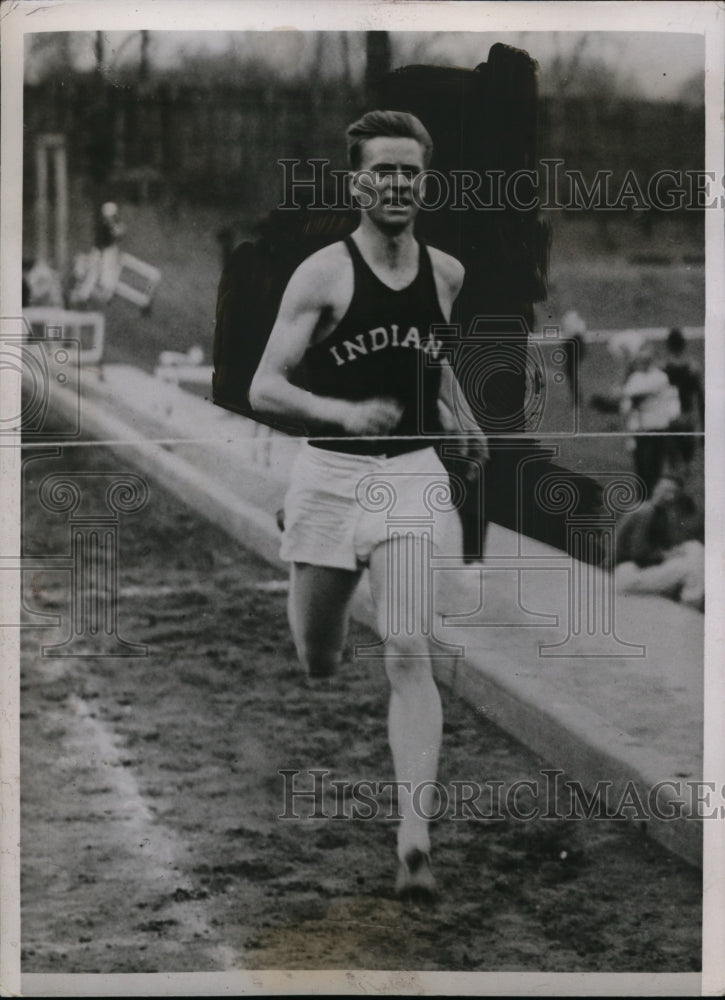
[25,32,77,81]
[339,31,353,95]
[140,30,150,83]
[94,31,104,77]
[366,31,391,103]
[678,71,704,107]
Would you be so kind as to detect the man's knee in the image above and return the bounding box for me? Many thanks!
[383,632,433,687]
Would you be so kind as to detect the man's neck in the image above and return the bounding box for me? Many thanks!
[354,217,417,270]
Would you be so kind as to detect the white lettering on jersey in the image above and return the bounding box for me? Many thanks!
[401,327,421,349]
[329,325,442,367]
[369,327,389,351]
[344,333,369,362]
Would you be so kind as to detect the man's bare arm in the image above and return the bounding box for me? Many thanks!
[429,246,465,322]
[432,253,489,461]
[248,253,402,435]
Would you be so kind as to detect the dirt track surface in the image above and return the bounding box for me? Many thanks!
[21,442,701,974]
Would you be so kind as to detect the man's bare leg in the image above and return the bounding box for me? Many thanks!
[368,535,442,894]
[288,562,361,680]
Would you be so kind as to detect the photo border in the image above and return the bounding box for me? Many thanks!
[1,2,723,996]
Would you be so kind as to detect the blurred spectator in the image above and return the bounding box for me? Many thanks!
[592,329,645,417]
[614,473,704,612]
[70,202,126,306]
[94,202,125,300]
[663,327,704,467]
[607,329,645,365]
[620,345,680,493]
[24,258,64,307]
[560,309,586,412]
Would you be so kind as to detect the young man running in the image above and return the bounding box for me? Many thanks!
[250,110,484,900]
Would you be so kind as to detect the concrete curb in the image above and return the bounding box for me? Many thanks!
[41,366,704,867]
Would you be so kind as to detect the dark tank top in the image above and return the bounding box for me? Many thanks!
[664,361,700,417]
[306,235,446,455]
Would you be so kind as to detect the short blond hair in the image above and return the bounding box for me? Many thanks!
[346,110,433,169]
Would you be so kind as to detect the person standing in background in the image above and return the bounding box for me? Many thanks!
[94,201,126,301]
[662,327,704,469]
[620,345,681,493]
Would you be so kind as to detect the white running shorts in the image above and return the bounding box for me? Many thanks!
[279,442,464,571]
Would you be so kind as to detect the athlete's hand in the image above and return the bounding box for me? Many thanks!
[437,398,488,467]
[463,434,490,472]
[341,397,404,436]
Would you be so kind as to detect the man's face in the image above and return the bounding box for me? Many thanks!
[351,136,426,232]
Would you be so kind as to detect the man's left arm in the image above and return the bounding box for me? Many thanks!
[438,361,489,465]
[430,247,489,465]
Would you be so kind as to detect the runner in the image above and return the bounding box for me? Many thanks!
[249,110,486,901]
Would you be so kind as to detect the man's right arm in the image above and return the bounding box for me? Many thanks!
[248,258,347,428]
[248,254,402,435]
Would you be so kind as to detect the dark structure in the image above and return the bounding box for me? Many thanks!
[372,46,603,561]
